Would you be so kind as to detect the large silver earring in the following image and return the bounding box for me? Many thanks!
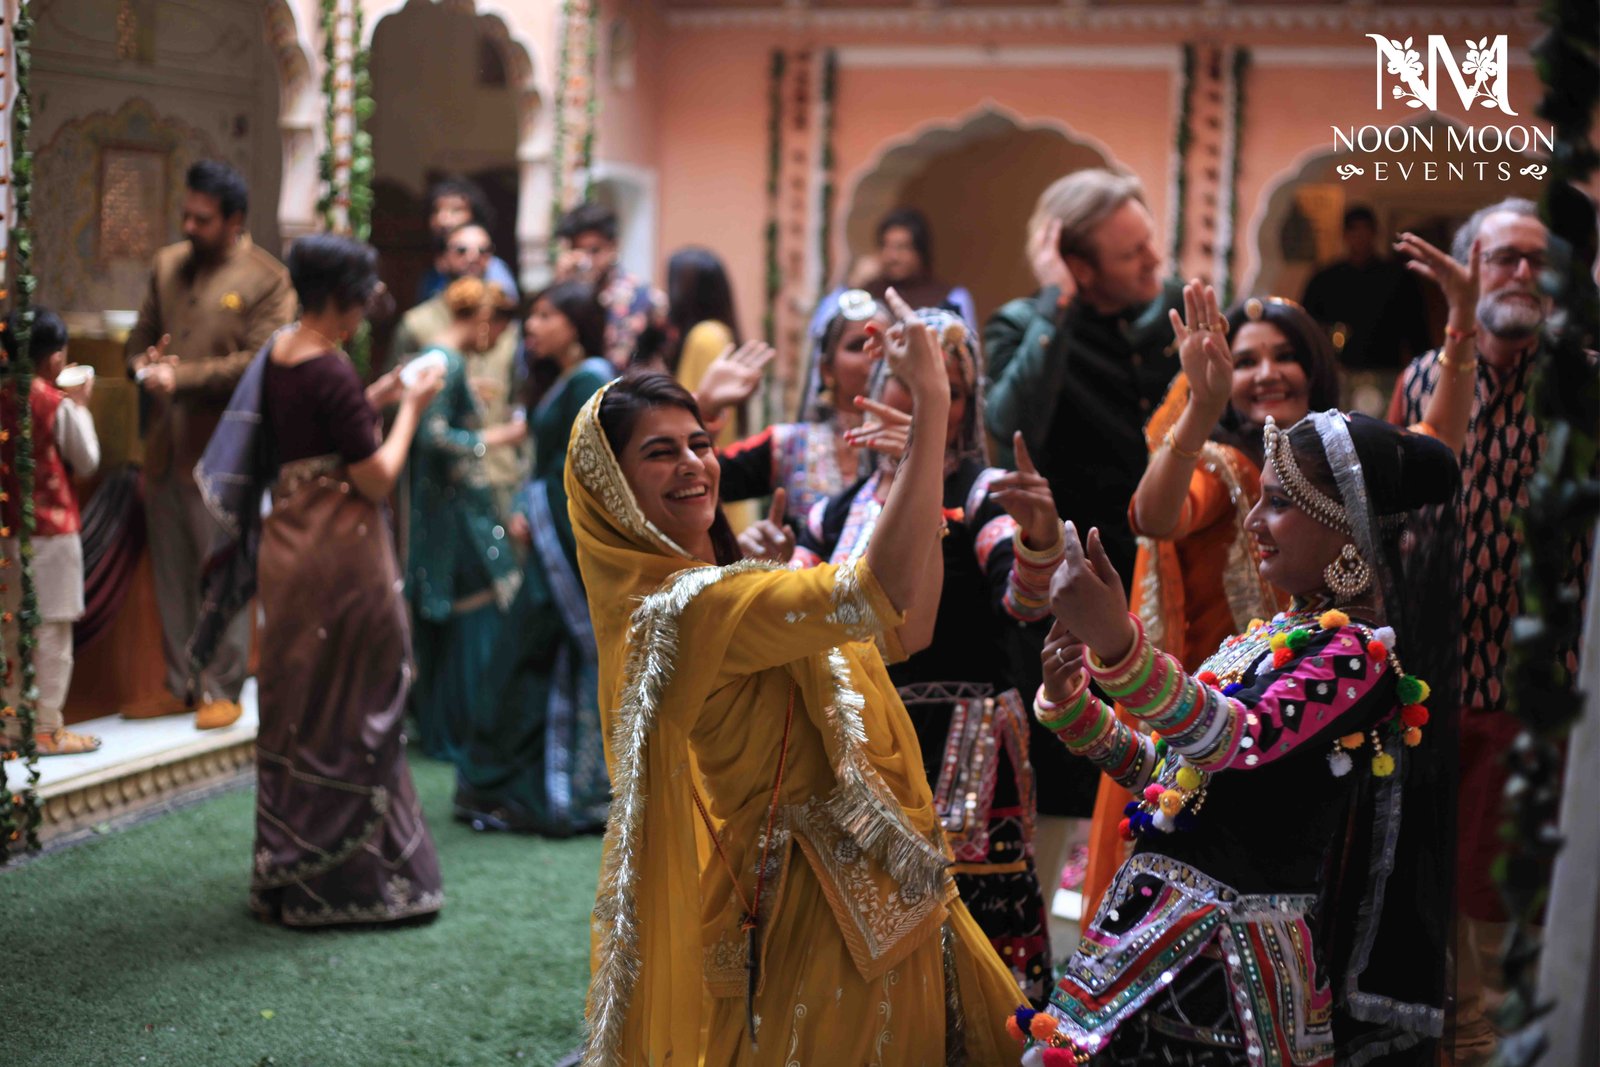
[1324,543,1371,599]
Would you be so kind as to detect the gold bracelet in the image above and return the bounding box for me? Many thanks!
[1164,428,1203,460]
[1438,351,1479,375]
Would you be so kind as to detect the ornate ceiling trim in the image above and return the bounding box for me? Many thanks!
[664,5,1539,35]
[833,44,1181,70]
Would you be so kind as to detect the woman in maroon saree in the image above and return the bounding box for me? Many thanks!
[192,234,448,927]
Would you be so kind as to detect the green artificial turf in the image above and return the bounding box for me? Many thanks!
[2,755,600,1067]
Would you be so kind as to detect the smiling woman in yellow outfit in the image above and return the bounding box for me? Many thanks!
[566,289,1024,1066]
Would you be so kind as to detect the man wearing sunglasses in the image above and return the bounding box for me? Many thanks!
[1389,197,1591,1067]
[389,222,511,370]
[388,221,527,511]
[414,176,520,305]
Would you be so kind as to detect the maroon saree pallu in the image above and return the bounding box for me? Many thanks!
[251,456,442,927]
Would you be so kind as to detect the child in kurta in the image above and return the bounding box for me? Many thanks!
[1,308,102,755]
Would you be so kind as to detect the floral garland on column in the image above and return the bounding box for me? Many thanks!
[579,0,598,200]
[1166,44,1195,277]
[548,0,599,250]
[1218,47,1248,307]
[761,48,784,423]
[816,48,838,300]
[316,0,374,372]
[779,48,812,405]
[0,0,40,863]
[1493,4,1600,1062]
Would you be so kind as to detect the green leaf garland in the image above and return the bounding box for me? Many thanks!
[1221,48,1248,307]
[1168,44,1195,278]
[0,0,41,863]
[316,0,373,374]
[1492,4,1600,1062]
[817,49,837,300]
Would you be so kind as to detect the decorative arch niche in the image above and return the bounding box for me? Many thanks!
[1247,113,1548,305]
[29,0,318,309]
[365,0,547,298]
[842,107,1116,324]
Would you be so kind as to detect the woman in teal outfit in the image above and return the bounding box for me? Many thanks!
[406,277,525,761]
[455,281,615,834]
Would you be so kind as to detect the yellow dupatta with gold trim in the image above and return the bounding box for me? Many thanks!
[565,381,1021,1065]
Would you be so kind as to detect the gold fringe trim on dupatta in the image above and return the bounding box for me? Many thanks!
[581,557,949,1065]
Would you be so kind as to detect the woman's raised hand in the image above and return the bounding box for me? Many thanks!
[1167,280,1233,420]
[737,488,796,564]
[366,368,404,410]
[843,396,913,460]
[1048,521,1134,664]
[880,287,949,405]
[989,432,1062,550]
[697,340,775,417]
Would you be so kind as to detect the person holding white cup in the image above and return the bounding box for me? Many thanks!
[0,307,102,755]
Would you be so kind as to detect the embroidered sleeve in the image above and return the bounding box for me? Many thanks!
[707,558,906,683]
[973,514,1016,573]
[415,357,485,462]
[1207,625,1390,770]
[1088,620,1389,772]
[1128,462,1231,543]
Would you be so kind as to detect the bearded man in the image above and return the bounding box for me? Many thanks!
[126,159,296,729]
[1390,197,1593,1067]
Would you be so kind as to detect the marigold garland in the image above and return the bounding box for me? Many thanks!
[316,0,373,374]
[760,48,784,428]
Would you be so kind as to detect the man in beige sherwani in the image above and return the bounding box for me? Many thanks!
[126,160,296,729]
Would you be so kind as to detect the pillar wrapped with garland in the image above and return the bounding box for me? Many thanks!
[549,0,599,242]
[316,0,373,372]
[0,0,41,863]
[1493,2,1600,1062]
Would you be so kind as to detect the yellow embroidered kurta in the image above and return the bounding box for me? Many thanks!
[565,382,1024,1066]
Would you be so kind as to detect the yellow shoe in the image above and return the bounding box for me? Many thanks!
[195,700,243,730]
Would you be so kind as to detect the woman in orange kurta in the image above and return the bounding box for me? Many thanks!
[568,291,1024,1065]
[1079,287,1341,922]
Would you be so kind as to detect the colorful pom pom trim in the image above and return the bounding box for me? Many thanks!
[1322,620,1431,781]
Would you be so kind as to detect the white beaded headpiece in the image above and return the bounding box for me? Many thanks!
[1263,415,1352,534]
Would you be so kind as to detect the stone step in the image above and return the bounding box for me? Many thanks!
[4,680,259,844]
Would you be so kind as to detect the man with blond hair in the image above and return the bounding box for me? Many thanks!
[987,168,1180,581]
[983,168,1182,900]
